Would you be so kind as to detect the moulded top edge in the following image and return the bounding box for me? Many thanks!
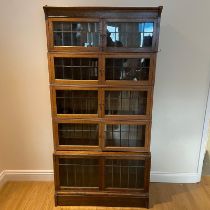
[54,151,151,157]
[43,6,163,17]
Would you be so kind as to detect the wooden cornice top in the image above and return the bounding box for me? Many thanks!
[43,6,163,18]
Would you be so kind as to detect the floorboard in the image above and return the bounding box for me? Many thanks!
[0,177,210,210]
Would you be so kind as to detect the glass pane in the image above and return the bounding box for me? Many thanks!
[105,159,145,189]
[53,22,99,47]
[58,123,99,146]
[54,58,98,80]
[59,158,99,187]
[105,124,145,147]
[56,90,98,114]
[107,22,154,48]
[105,91,147,115]
[105,58,150,81]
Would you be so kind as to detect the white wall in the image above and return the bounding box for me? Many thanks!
[0,0,210,182]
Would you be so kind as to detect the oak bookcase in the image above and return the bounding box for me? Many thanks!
[44,6,162,208]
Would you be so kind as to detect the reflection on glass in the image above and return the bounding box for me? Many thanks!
[53,22,99,47]
[58,123,99,146]
[59,158,99,187]
[106,58,150,81]
[54,58,98,80]
[105,159,145,188]
[107,22,154,48]
[56,90,98,114]
[105,124,145,147]
[105,91,147,115]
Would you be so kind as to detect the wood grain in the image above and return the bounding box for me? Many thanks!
[0,177,210,210]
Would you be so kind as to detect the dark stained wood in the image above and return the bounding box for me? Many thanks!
[44,6,162,208]
[56,193,149,207]
[54,150,151,157]
[43,6,163,19]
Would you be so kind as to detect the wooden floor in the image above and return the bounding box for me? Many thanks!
[0,177,210,210]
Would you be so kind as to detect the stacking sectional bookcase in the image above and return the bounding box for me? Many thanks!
[44,6,162,208]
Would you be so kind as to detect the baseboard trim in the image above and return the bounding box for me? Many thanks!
[0,170,54,189]
[151,171,200,183]
[0,170,200,188]
[0,171,7,189]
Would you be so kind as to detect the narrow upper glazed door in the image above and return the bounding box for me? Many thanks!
[102,87,152,120]
[103,54,155,86]
[48,18,102,51]
[102,121,151,152]
[53,119,101,151]
[48,54,101,85]
[51,86,102,119]
[104,19,158,52]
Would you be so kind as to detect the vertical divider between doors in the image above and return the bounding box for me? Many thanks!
[100,121,105,151]
[99,88,105,119]
[100,54,105,85]
[99,18,106,191]
[99,156,105,191]
[101,18,106,52]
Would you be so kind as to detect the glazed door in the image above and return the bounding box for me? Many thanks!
[48,53,102,85]
[102,53,156,86]
[101,87,152,120]
[102,121,151,152]
[51,86,102,119]
[104,157,150,192]
[104,19,158,52]
[48,18,102,52]
[55,156,100,190]
[53,119,102,151]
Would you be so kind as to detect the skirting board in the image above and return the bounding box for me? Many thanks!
[0,171,7,189]
[0,170,54,189]
[150,171,200,183]
[0,170,200,189]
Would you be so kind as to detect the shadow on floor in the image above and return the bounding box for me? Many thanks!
[202,151,210,176]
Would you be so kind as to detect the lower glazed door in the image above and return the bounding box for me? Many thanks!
[54,152,150,193]
[55,156,100,191]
